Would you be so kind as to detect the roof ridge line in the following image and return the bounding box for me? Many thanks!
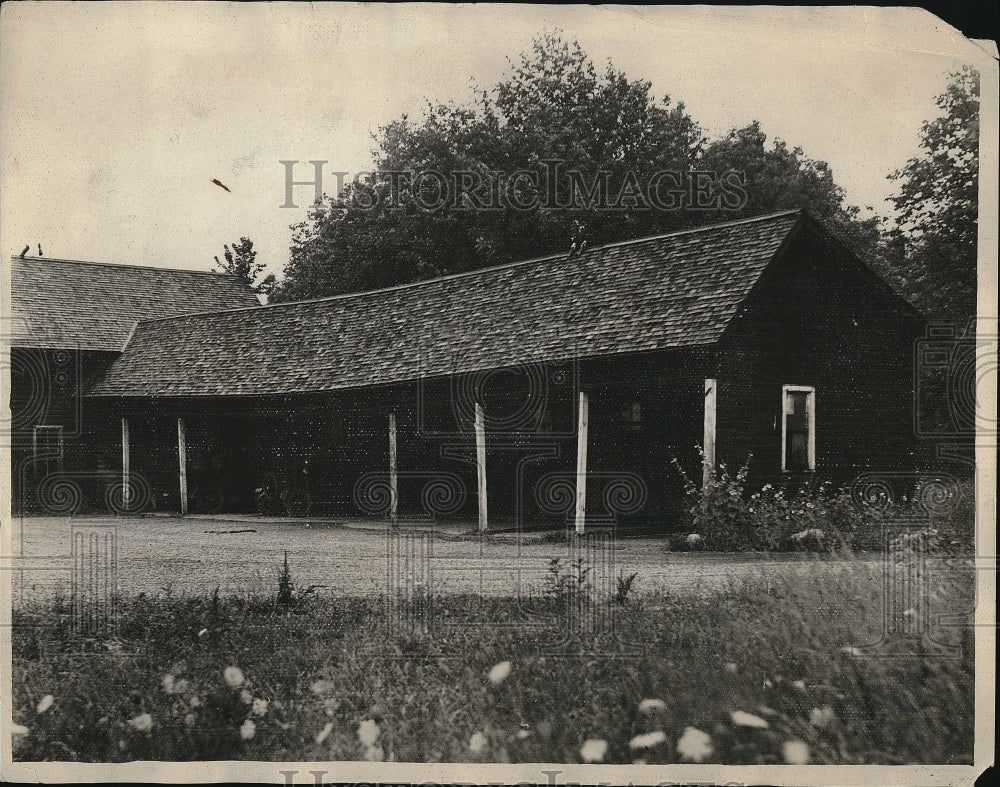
[10,255,242,277]
[133,209,806,326]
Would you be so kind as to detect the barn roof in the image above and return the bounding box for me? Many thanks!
[7,256,261,352]
[87,210,806,398]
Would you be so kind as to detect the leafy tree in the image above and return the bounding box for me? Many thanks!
[886,67,979,327]
[214,237,276,297]
[272,33,877,301]
[700,122,882,260]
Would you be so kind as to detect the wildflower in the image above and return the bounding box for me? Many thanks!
[792,680,807,691]
[162,674,176,694]
[730,710,769,729]
[469,731,488,755]
[357,719,380,748]
[810,705,836,728]
[488,660,512,685]
[11,724,29,736]
[223,666,245,688]
[311,679,334,695]
[184,713,196,727]
[239,719,256,741]
[629,730,667,749]
[723,661,738,674]
[315,722,333,745]
[240,689,253,704]
[36,695,54,714]
[516,729,531,740]
[189,695,202,708]
[783,739,810,764]
[252,698,269,716]
[676,726,713,762]
[638,698,666,715]
[364,744,384,761]
[580,738,608,762]
[129,713,153,732]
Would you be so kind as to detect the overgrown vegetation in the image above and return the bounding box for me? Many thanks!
[671,454,975,555]
[12,550,974,764]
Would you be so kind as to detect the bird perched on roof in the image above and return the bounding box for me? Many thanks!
[211,178,232,193]
[19,245,29,258]
[37,243,43,256]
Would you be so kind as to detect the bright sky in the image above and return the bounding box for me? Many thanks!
[0,3,989,281]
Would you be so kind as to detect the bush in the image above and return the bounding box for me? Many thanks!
[671,453,876,552]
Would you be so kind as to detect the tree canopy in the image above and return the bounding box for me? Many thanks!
[269,33,931,304]
[885,66,979,328]
[214,237,275,296]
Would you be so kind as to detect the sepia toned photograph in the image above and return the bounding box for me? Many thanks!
[1,3,995,784]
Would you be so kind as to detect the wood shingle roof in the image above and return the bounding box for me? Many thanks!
[86,210,805,398]
[8,256,261,352]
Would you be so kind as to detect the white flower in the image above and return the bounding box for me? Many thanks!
[11,724,29,736]
[357,719,380,747]
[240,719,256,740]
[311,679,334,695]
[516,729,531,740]
[240,689,253,704]
[810,705,836,728]
[724,661,738,674]
[469,731,488,755]
[315,722,333,745]
[580,738,608,762]
[252,698,269,716]
[162,674,176,693]
[36,695,54,714]
[676,726,713,762]
[184,713,196,727]
[223,666,245,688]
[628,730,667,749]
[792,680,807,691]
[129,713,153,732]
[730,710,769,729]
[638,698,666,715]
[487,661,512,685]
[783,739,810,764]
[189,695,202,708]
[363,744,384,761]
[686,533,702,544]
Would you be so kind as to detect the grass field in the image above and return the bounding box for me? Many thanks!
[11,550,975,764]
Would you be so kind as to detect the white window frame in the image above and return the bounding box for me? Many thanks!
[781,385,815,472]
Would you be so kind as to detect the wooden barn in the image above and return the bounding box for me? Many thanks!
[8,210,925,530]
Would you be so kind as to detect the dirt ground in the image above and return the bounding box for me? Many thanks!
[7,514,883,604]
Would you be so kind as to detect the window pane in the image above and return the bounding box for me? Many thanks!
[784,391,811,470]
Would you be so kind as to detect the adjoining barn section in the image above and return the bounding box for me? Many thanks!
[67,209,923,530]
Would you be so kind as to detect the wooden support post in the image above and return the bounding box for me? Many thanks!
[121,417,130,511]
[177,417,188,515]
[703,378,717,489]
[574,389,589,534]
[474,401,488,532]
[388,412,398,525]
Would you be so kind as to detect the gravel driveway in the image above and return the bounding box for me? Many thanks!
[7,515,882,604]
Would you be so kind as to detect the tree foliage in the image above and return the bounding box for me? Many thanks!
[886,67,979,327]
[272,34,882,301]
[214,237,276,297]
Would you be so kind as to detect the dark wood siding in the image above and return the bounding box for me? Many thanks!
[714,223,923,490]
